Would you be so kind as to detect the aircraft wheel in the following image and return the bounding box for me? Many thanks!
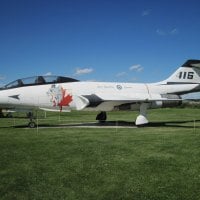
[0,110,4,118]
[28,121,36,128]
[96,111,107,123]
[6,113,13,118]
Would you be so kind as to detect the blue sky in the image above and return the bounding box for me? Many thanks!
[0,0,200,86]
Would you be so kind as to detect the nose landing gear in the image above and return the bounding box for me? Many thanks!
[27,112,37,128]
[28,120,37,128]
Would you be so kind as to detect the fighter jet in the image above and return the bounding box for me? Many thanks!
[0,59,200,127]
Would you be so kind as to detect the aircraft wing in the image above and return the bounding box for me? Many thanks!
[78,93,182,110]
[83,93,182,103]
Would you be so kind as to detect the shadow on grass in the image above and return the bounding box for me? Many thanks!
[148,119,200,128]
[8,119,200,129]
[13,121,135,129]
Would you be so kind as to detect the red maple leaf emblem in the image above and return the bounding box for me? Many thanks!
[58,88,73,111]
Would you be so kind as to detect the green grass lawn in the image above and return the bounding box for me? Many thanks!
[1,108,200,200]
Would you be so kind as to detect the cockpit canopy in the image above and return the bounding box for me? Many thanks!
[1,76,79,90]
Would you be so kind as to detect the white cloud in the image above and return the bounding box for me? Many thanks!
[156,29,167,36]
[170,28,179,35]
[131,77,138,82]
[44,72,52,76]
[142,9,151,16]
[74,68,94,76]
[116,72,127,77]
[129,64,143,72]
[156,28,179,36]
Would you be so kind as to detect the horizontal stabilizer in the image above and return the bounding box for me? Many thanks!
[182,60,200,68]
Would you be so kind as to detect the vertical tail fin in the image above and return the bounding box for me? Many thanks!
[164,60,200,84]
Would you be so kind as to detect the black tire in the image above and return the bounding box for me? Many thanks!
[96,111,107,122]
[28,121,36,128]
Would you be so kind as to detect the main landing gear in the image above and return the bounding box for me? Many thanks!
[0,109,4,118]
[96,111,107,123]
[135,103,149,126]
[96,103,149,127]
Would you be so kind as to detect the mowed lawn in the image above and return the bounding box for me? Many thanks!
[1,108,200,200]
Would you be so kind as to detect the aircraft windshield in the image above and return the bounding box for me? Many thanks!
[1,76,79,89]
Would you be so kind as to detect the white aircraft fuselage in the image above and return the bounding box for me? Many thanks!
[0,81,197,111]
[0,59,200,126]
